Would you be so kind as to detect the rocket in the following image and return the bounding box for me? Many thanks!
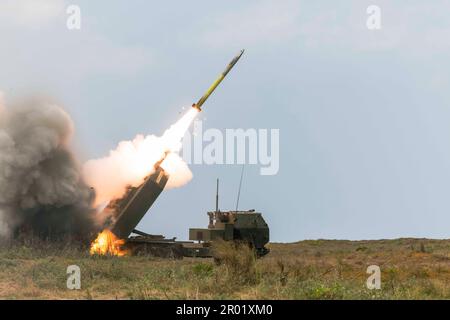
[192,49,244,112]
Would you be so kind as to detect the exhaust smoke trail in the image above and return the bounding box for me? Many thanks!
[83,108,199,208]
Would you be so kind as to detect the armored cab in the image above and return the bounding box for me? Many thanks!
[187,210,270,257]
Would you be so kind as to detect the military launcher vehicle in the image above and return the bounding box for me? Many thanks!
[185,209,270,257]
[94,51,270,258]
[99,153,270,258]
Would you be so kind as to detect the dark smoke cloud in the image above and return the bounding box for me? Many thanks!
[0,97,97,239]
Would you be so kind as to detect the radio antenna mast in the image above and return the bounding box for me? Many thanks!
[215,178,219,213]
[235,165,245,212]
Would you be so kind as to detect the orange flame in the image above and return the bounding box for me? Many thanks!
[90,229,128,257]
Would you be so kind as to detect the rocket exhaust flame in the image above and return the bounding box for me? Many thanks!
[90,229,128,256]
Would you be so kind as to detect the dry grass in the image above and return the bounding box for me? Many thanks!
[211,240,258,285]
[0,238,450,299]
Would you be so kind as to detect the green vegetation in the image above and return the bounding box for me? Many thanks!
[0,238,450,299]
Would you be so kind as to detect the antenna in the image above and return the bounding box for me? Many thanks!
[235,165,245,212]
[215,178,219,213]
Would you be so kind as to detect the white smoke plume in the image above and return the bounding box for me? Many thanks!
[83,108,198,206]
[0,96,96,239]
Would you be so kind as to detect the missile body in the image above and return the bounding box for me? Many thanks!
[193,49,244,111]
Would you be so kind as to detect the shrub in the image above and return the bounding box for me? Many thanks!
[192,263,214,278]
[211,240,258,285]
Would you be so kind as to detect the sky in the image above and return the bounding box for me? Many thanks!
[1,0,450,242]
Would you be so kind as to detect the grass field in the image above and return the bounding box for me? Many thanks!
[1,238,450,299]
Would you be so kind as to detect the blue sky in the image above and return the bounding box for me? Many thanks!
[1,0,450,242]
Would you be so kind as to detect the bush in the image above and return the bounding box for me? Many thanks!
[192,263,214,278]
[211,240,258,285]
